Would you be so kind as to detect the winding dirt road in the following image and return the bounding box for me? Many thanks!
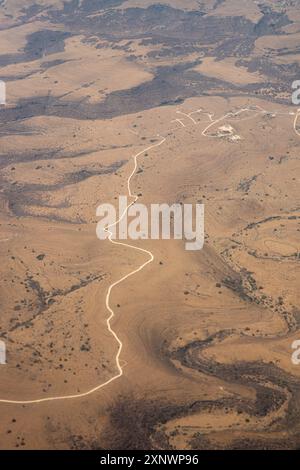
[0,104,298,405]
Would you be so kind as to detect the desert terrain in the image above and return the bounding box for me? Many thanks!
[0,0,300,450]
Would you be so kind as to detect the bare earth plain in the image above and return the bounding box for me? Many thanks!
[0,0,300,450]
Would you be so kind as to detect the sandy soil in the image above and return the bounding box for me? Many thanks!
[193,57,263,85]
[0,0,299,451]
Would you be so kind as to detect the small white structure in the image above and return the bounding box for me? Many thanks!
[0,340,6,364]
[218,124,234,135]
[0,80,6,105]
[217,125,241,142]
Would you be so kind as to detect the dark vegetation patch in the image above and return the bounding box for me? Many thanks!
[3,160,126,219]
[0,30,71,67]
[237,175,259,192]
